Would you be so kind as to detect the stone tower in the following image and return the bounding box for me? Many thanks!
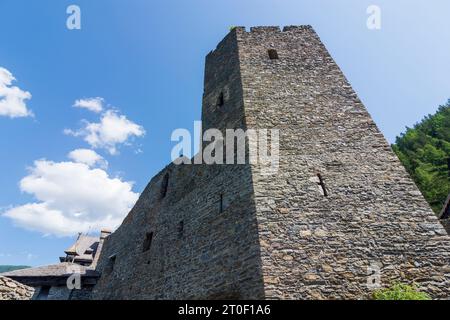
[91,26,450,299]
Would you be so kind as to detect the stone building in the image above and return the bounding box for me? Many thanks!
[91,26,450,299]
[1,230,110,300]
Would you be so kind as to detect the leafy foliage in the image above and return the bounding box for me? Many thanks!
[0,265,30,273]
[392,100,450,214]
[373,283,431,300]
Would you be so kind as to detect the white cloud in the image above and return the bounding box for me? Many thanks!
[73,97,104,113]
[0,67,33,118]
[68,148,108,169]
[65,110,145,155]
[3,159,139,237]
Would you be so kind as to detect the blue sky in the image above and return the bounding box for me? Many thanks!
[0,0,449,266]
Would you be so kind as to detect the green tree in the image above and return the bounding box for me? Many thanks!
[392,100,450,214]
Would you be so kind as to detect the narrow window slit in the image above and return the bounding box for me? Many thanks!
[143,232,153,252]
[161,173,169,198]
[219,194,224,213]
[217,92,224,107]
[268,49,279,60]
[317,173,328,197]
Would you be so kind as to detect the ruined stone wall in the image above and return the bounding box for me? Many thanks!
[91,30,265,299]
[0,276,34,300]
[236,26,450,299]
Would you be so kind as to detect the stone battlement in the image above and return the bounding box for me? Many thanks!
[233,25,313,33]
[209,25,315,57]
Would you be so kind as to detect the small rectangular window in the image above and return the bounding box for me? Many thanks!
[217,92,224,107]
[219,194,224,213]
[106,254,117,274]
[268,49,279,60]
[143,232,153,252]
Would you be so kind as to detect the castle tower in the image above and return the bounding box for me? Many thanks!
[92,26,450,299]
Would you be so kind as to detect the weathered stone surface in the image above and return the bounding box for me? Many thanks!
[237,25,450,299]
[0,276,34,300]
[91,26,450,300]
[441,219,450,235]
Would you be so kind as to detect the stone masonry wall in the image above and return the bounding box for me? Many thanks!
[91,30,265,299]
[0,276,34,300]
[92,162,264,299]
[236,26,450,299]
[91,26,450,300]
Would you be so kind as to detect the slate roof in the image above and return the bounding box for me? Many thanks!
[0,263,99,278]
[0,231,110,287]
[64,235,99,257]
[61,234,101,266]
